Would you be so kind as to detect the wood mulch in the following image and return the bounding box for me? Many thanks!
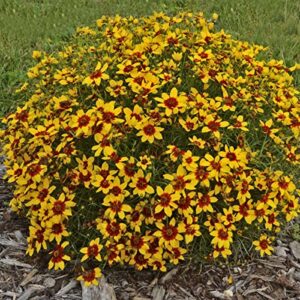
[1,165,300,300]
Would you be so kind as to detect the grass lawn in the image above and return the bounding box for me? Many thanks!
[0,0,299,116]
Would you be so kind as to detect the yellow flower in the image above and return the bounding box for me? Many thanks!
[210,224,233,249]
[70,109,96,136]
[253,235,274,256]
[80,238,103,262]
[202,115,229,139]
[48,241,71,270]
[129,169,154,196]
[163,165,197,194]
[136,155,152,170]
[155,87,187,116]
[77,267,102,287]
[82,62,109,86]
[154,218,184,248]
[136,119,164,143]
[155,185,180,217]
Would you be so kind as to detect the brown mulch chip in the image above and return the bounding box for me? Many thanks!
[1,169,300,299]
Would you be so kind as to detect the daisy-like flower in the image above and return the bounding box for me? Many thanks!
[97,218,126,242]
[233,202,256,224]
[164,165,197,194]
[155,185,180,217]
[202,115,229,139]
[165,145,185,162]
[48,241,71,270]
[155,87,187,116]
[129,169,154,196]
[193,191,218,214]
[228,115,249,131]
[26,177,56,206]
[259,119,279,136]
[136,119,164,143]
[181,150,200,171]
[123,105,144,128]
[165,246,187,265]
[219,145,248,169]
[213,245,232,259]
[137,155,152,170]
[179,218,201,244]
[116,156,137,182]
[71,109,96,136]
[103,196,132,219]
[27,221,48,255]
[80,238,103,262]
[154,218,184,247]
[200,153,230,181]
[25,161,47,183]
[47,220,69,244]
[106,79,127,97]
[83,62,109,86]
[188,136,206,149]
[179,116,199,132]
[48,192,76,221]
[210,223,233,249]
[77,267,102,287]
[253,235,274,256]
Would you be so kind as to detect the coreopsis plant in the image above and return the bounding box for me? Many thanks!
[1,12,300,286]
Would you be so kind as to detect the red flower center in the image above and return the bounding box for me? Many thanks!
[53,201,66,214]
[210,161,221,171]
[36,230,44,243]
[278,180,288,190]
[28,164,42,177]
[106,222,120,236]
[87,245,99,257]
[111,186,122,196]
[173,176,186,191]
[198,194,211,207]
[218,229,228,240]
[102,112,115,123]
[195,166,209,181]
[131,235,144,249]
[164,97,178,109]
[78,115,90,127]
[178,195,191,210]
[79,171,91,182]
[185,121,194,130]
[82,269,96,282]
[207,121,220,132]
[136,177,148,190]
[16,110,29,122]
[52,245,64,262]
[90,70,102,79]
[160,193,171,206]
[226,152,237,161]
[111,201,122,212]
[101,179,110,188]
[38,188,49,201]
[52,223,63,234]
[259,239,268,250]
[14,168,23,176]
[143,124,156,136]
[162,225,178,240]
[124,163,135,177]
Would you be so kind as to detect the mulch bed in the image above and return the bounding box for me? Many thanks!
[1,166,300,300]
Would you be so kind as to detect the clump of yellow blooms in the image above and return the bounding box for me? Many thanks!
[1,12,299,286]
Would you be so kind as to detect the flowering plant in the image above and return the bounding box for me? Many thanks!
[1,12,299,286]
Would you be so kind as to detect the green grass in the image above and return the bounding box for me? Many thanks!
[0,0,299,116]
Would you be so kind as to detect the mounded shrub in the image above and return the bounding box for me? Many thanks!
[1,12,299,285]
